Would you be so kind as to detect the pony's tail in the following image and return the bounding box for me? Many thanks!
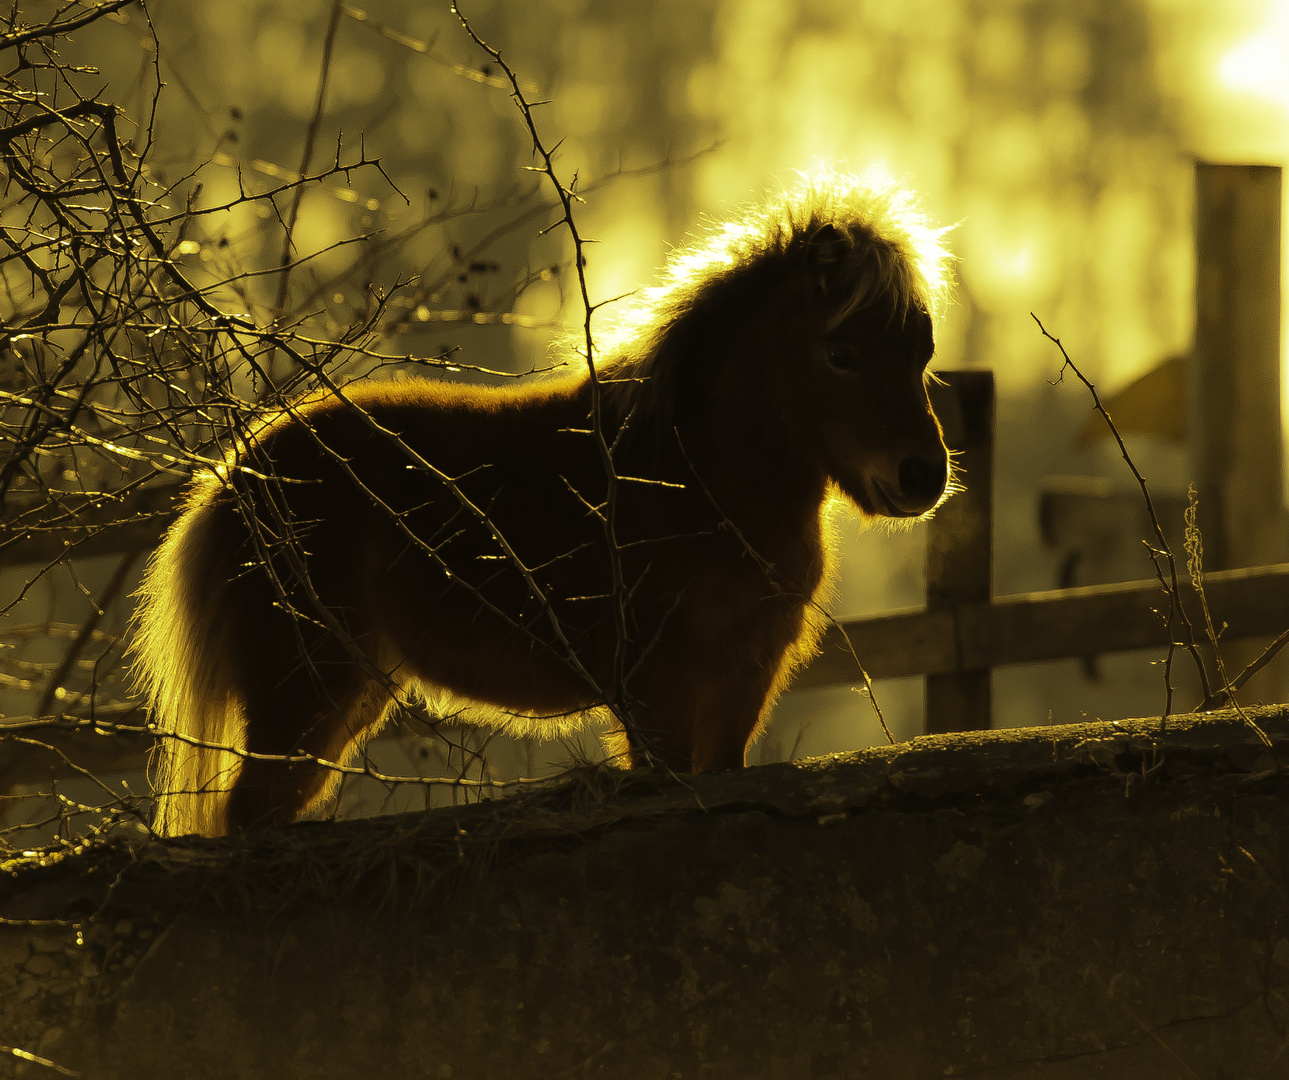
[131,480,244,838]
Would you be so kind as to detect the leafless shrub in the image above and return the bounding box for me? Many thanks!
[0,1,621,846]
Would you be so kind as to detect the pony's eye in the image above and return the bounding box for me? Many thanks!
[825,343,862,372]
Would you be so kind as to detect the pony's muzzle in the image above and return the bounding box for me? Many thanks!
[895,454,948,512]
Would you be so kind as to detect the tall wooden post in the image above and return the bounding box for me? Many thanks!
[925,371,995,733]
[1192,163,1286,572]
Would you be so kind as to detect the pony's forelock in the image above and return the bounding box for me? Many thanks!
[787,164,955,329]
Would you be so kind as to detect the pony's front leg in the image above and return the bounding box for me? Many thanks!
[624,670,769,773]
[690,684,767,772]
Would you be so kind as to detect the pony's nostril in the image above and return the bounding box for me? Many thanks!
[898,455,947,504]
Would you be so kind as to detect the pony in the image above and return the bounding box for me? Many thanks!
[131,168,954,837]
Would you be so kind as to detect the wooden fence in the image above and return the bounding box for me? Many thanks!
[798,162,1289,729]
[797,371,1289,729]
[6,367,1289,783]
[10,366,1286,792]
[5,161,1287,781]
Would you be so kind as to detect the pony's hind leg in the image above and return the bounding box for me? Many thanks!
[226,659,396,832]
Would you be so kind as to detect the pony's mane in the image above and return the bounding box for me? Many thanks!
[596,166,954,423]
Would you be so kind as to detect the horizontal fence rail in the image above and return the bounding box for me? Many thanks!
[8,564,1288,788]
[798,561,1289,688]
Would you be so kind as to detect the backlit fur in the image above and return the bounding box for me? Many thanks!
[132,166,954,836]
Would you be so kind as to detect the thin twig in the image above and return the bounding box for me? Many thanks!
[1,1044,81,1078]
[1033,314,1214,716]
[270,0,345,371]
[34,549,141,718]
[673,430,893,745]
[1035,314,1271,751]
[1222,626,1289,704]
[454,6,646,757]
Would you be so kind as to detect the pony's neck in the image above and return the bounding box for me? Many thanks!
[599,275,830,555]
[675,387,828,529]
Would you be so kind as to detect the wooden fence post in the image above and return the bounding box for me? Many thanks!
[925,371,995,733]
[1192,162,1285,572]
[1193,163,1287,699]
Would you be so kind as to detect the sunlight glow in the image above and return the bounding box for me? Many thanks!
[1218,1,1289,110]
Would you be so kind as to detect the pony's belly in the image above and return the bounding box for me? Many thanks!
[407,678,611,740]
[370,545,610,715]
[391,617,605,717]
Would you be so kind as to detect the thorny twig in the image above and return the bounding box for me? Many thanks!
[1182,486,1274,748]
[1034,314,1271,749]
[0,715,573,811]
[1034,314,1210,716]
[271,0,345,361]
[1,1043,81,1078]
[454,5,648,758]
[672,429,896,745]
[1221,626,1289,703]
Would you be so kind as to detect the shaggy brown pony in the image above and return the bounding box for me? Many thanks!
[132,168,954,837]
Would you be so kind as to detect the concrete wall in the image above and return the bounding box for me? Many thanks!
[3,710,1288,1078]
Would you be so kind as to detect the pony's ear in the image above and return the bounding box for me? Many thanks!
[807,223,847,297]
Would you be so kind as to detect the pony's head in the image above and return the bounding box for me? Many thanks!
[605,166,955,520]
